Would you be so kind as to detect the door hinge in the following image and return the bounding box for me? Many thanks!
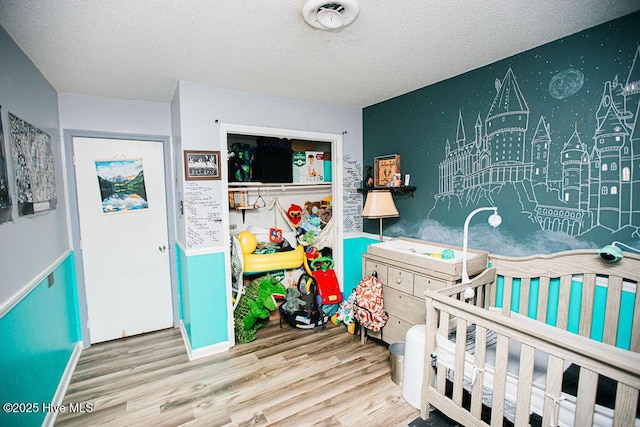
[72,154,76,166]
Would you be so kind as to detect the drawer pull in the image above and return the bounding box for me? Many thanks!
[396,278,402,284]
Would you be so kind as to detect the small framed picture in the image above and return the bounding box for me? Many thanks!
[184,150,221,181]
[374,154,401,187]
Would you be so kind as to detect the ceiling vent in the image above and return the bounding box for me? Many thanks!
[302,0,360,31]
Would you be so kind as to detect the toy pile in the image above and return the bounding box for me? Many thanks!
[285,197,332,248]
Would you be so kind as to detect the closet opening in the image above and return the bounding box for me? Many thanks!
[220,123,344,346]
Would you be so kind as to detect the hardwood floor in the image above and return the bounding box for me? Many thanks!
[55,321,426,426]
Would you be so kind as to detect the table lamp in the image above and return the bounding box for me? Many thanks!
[362,190,399,242]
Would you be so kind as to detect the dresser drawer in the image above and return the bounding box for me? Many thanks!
[414,274,447,297]
[383,287,426,325]
[382,314,411,344]
[364,260,388,285]
[387,267,414,294]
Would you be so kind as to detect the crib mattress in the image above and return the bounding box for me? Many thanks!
[436,322,639,427]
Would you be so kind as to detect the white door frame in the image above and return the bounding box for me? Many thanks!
[220,123,344,346]
[63,130,179,348]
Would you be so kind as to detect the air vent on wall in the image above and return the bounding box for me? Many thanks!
[302,0,360,31]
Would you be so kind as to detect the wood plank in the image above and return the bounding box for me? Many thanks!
[470,325,487,420]
[603,276,623,346]
[489,334,508,427]
[574,367,597,427]
[514,343,534,425]
[541,354,564,427]
[633,288,640,354]
[519,277,530,317]
[56,323,421,426]
[613,383,639,427]
[537,276,550,323]
[452,318,468,406]
[501,276,512,316]
[579,273,596,339]
[556,274,572,330]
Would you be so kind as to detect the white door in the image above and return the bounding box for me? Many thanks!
[73,137,173,343]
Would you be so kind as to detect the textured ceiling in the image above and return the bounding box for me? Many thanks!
[1,0,639,108]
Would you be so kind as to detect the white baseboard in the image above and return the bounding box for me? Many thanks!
[43,341,82,427]
[179,321,231,360]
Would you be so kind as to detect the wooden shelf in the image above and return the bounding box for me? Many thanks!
[229,181,331,187]
[357,186,416,197]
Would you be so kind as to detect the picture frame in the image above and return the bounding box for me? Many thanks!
[374,154,401,187]
[184,150,221,181]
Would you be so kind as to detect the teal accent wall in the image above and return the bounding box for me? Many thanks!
[176,244,229,350]
[363,12,640,256]
[343,236,378,296]
[0,253,81,427]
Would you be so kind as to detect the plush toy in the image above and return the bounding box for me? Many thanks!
[320,207,332,226]
[331,290,357,334]
[281,287,306,313]
[286,204,303,227]
[234,276,286,343]
[300,215,321,235]
[304,200,322,216]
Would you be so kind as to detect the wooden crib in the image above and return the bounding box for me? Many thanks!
[420,249,640,426]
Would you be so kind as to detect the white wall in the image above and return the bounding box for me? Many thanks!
[0,26,67,308]
[58,94,172,136]
[174,81,364,249]
[57,93,178,343]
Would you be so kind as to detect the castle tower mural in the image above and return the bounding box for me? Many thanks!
[592,78,632,230]
[624,46,640,130]
[530,116,551,185]
[560,125,589,209]
[434,45,640,238]
[485,68,531,184]
[632,101,640,225]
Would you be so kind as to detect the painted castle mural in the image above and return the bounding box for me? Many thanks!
[431,45,640,239]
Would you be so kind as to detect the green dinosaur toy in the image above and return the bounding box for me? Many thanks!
[234,275,286,343]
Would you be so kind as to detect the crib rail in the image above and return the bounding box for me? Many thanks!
[489,249,640,353]
[421,285,640,426]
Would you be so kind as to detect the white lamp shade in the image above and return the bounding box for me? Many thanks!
[362,191,399,218]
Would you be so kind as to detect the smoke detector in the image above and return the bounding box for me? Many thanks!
[302,0,360,31]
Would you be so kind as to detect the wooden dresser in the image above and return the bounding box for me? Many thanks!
[361,237,488,344]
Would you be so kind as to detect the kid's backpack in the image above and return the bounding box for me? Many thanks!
[279,274,327,329]
[353,273,388,332]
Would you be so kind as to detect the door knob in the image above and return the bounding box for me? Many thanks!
[159,245,167,252]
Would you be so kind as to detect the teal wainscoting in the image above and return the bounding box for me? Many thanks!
[176,244,229,351]
[0,252,81,427]
[343,236,378,296]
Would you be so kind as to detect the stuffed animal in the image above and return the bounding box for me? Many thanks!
[304,200,322,216]
[234,276,286,343]
[300,215,321,235]
[331,290,357,334]
[286,204,303,227]
[281,287,306,313]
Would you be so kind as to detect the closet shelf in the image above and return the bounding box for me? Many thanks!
[229,182,331,191]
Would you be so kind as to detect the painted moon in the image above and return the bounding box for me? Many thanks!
[548,68,584,100]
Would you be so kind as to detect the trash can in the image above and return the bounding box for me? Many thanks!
[389,342,405,386]
[402,324,426,409]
